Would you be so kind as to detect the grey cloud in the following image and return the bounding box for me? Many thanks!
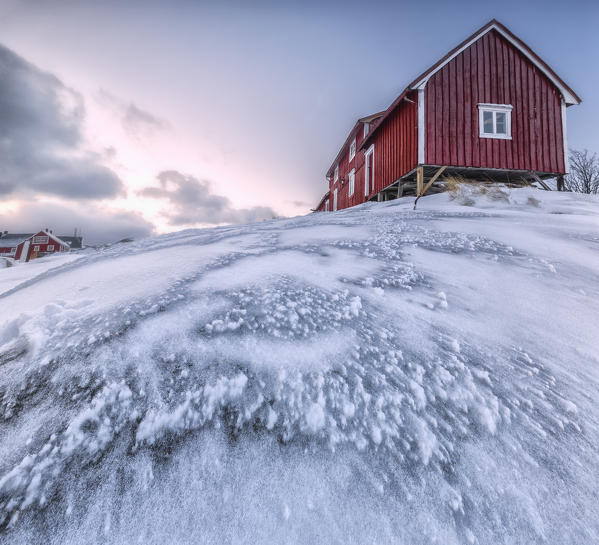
[0,43,124,199]
[97,90,168,140]
[123,103,168,137]
[139,170,277,226]
[286,199,312,208]
[0,201,154,245]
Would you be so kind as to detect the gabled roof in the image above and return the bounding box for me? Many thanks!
[361,19,581,150]
[313,190,330,211]
[325,110,385,178]
[359,110,386,124]
[59,236,83,249]
[0,231,70,248]
[0,234,33,247]
[39,231,70,247]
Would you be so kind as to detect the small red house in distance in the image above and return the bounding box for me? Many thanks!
[0,230,70,261]
[316,19,580,212]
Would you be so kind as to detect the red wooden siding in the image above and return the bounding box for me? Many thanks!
[326,121,371,211]
[12,232,69,260]
[370,91,419,193]
[321,92,418,213]
[425,29,565,174]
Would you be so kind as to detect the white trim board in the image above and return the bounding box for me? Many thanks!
[561,99,569,173]
[412,23,579,106]
[418,88,425,164]
[364,144,374,196]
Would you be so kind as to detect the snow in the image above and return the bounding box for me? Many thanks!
[0,187,598,544]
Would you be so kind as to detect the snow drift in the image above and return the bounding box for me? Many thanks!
[0,187,598,544]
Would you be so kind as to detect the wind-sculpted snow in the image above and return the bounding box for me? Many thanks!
[1,188,598,544]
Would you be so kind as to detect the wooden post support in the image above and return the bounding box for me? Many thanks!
[529,171,551,191]
[557,175,564,192]
[397,182,403,199]
[414,165,447,210]
[416,166,424,197]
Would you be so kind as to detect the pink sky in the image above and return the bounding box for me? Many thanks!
[0,0,596,243]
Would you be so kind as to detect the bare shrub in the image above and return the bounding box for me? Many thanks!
[564,149,599,194]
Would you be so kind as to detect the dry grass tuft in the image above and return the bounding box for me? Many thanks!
[442,176,510,205]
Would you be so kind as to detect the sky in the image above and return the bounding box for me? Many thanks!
[0,0,597,244]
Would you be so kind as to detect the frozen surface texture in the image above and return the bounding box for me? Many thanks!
[0,188,598,544]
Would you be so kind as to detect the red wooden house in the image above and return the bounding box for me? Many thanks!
[0,230,70,261]
[316,19,580,212]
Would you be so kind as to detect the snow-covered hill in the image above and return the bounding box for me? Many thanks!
[1,187,598,544]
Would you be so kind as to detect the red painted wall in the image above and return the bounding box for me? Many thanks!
[322,98,417,212]
[326,121,370,212]
[369,91,419,194]
[425,29,565,173]
[13,232,68,260]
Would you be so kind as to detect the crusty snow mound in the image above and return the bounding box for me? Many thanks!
[1,188,598,544]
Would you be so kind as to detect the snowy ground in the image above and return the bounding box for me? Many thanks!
[0,187,598,544]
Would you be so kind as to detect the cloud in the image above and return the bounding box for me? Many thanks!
[286,199,312,209]
[0,201,154,245]
[0,43,124,199]
[97,90,169,140]
[139,170,277,226]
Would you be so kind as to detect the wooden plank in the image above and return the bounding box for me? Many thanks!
[442,65,450,164]
[416,166,424,196]
[449,58,457,165]
[463,46,472,167]
[529,170,551,191]
[414,166,447,209]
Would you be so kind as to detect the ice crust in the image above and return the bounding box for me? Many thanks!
[0,188,598,544]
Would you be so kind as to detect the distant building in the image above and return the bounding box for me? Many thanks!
[316,19,580,212]
[58,235,84,250]
[0,229,74,261]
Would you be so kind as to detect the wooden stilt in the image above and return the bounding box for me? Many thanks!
[529,171,551,191]
[557,175,564,192]
[414,166,447,210]
[397,182,403,198]
[416,166,424,197]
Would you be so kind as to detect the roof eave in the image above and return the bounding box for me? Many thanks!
[325,111,387,177]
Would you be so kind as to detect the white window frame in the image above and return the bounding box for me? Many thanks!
[34,245,40,252]
[349,138,356,161]
[333,188,338,211]
[48,244,54,251]
[334,164,339,182]
[363,122,369,138]
[478,103,512,140]
[33,235,49,244]
[10,247,16,254]
[348,168,355,197]
[325,200,329,212]
[364,144,374,196]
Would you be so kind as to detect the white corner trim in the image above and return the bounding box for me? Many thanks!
[561,99,569,174]
[364,144,374,196]
[410,23,579,106]
[418,88,425,164]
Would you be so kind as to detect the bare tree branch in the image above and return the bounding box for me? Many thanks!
[564,149,599,194]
